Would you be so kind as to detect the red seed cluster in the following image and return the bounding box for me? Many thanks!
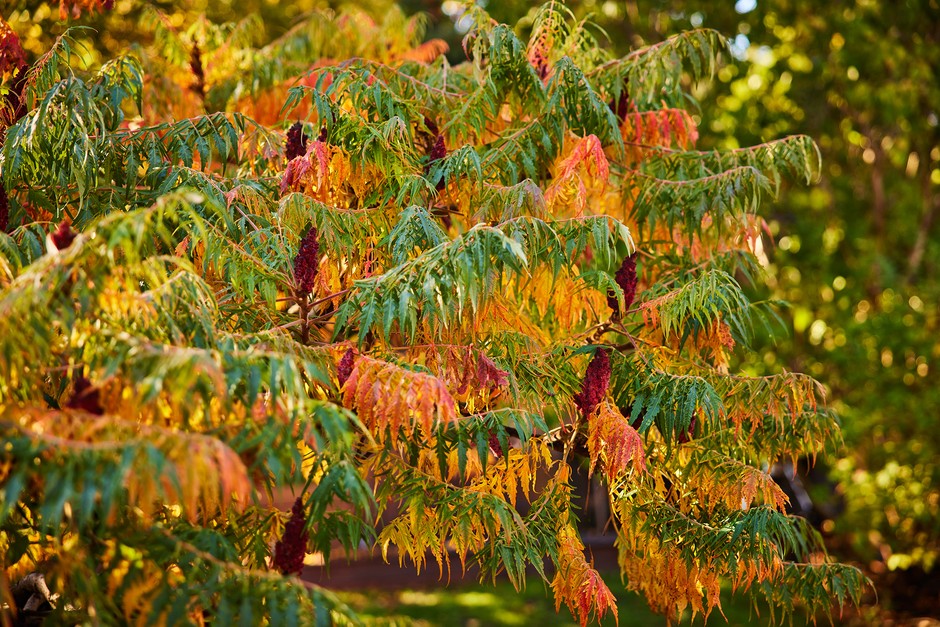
[66,376,104,415]
[189,44,205,100]
[286,122,308,161]
[337,348,355,387]
[0,18,26,77]
[426,134,447,190]
[0,20,28,126]
[419,118,447,190]
[607,253,637,316]
[273,497,307,576]
[677,412,697,444]
[0,186,8,233]
[573,348,611,418]
[428,134,446,165]
[608,79,632,120]
[50,220,76,251]
[531,53,549,81]
[293,227,319,296]
[487,430,504,458]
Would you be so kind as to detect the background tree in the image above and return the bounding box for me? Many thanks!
[1,2,867,624]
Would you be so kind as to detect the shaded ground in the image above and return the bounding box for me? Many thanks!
[301,535,618,591]
[275,488,936,625]
[298,541,940,626]
[301,545,812,627]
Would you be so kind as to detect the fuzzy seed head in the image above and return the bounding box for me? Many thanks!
[66,376,104,415]
[273,497,307,576]
[50,220,76,251]
[678,412,698,444]
[293,227,319,296]
[607,253,638,316]
[608,79,632,120]
[428,134,446,164]
[0,18,26,77]
[337,348,355,387]
[574,348,611,418]
[189,44,205,99]
[426,134,447,190]
[286,122,308,161]
[0,186,9,233]
[487,430,504,458]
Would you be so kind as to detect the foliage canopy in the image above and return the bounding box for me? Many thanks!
[511,2,940,617]
[0,2,868,624]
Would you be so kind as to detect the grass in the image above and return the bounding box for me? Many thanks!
[335,572,821,626]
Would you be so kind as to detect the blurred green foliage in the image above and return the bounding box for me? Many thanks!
[4,0,396,63]
[5,0,939,619]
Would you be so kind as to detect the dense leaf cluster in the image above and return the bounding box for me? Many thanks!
[0,3,867,625]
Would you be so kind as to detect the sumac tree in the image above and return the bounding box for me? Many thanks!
[0,3,867,625]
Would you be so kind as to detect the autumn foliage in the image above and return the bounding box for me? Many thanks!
[0,3,868,625]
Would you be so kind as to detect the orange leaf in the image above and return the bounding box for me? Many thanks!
[552,526,619,627]
[587,402,646,478]
[341,355,457,444]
